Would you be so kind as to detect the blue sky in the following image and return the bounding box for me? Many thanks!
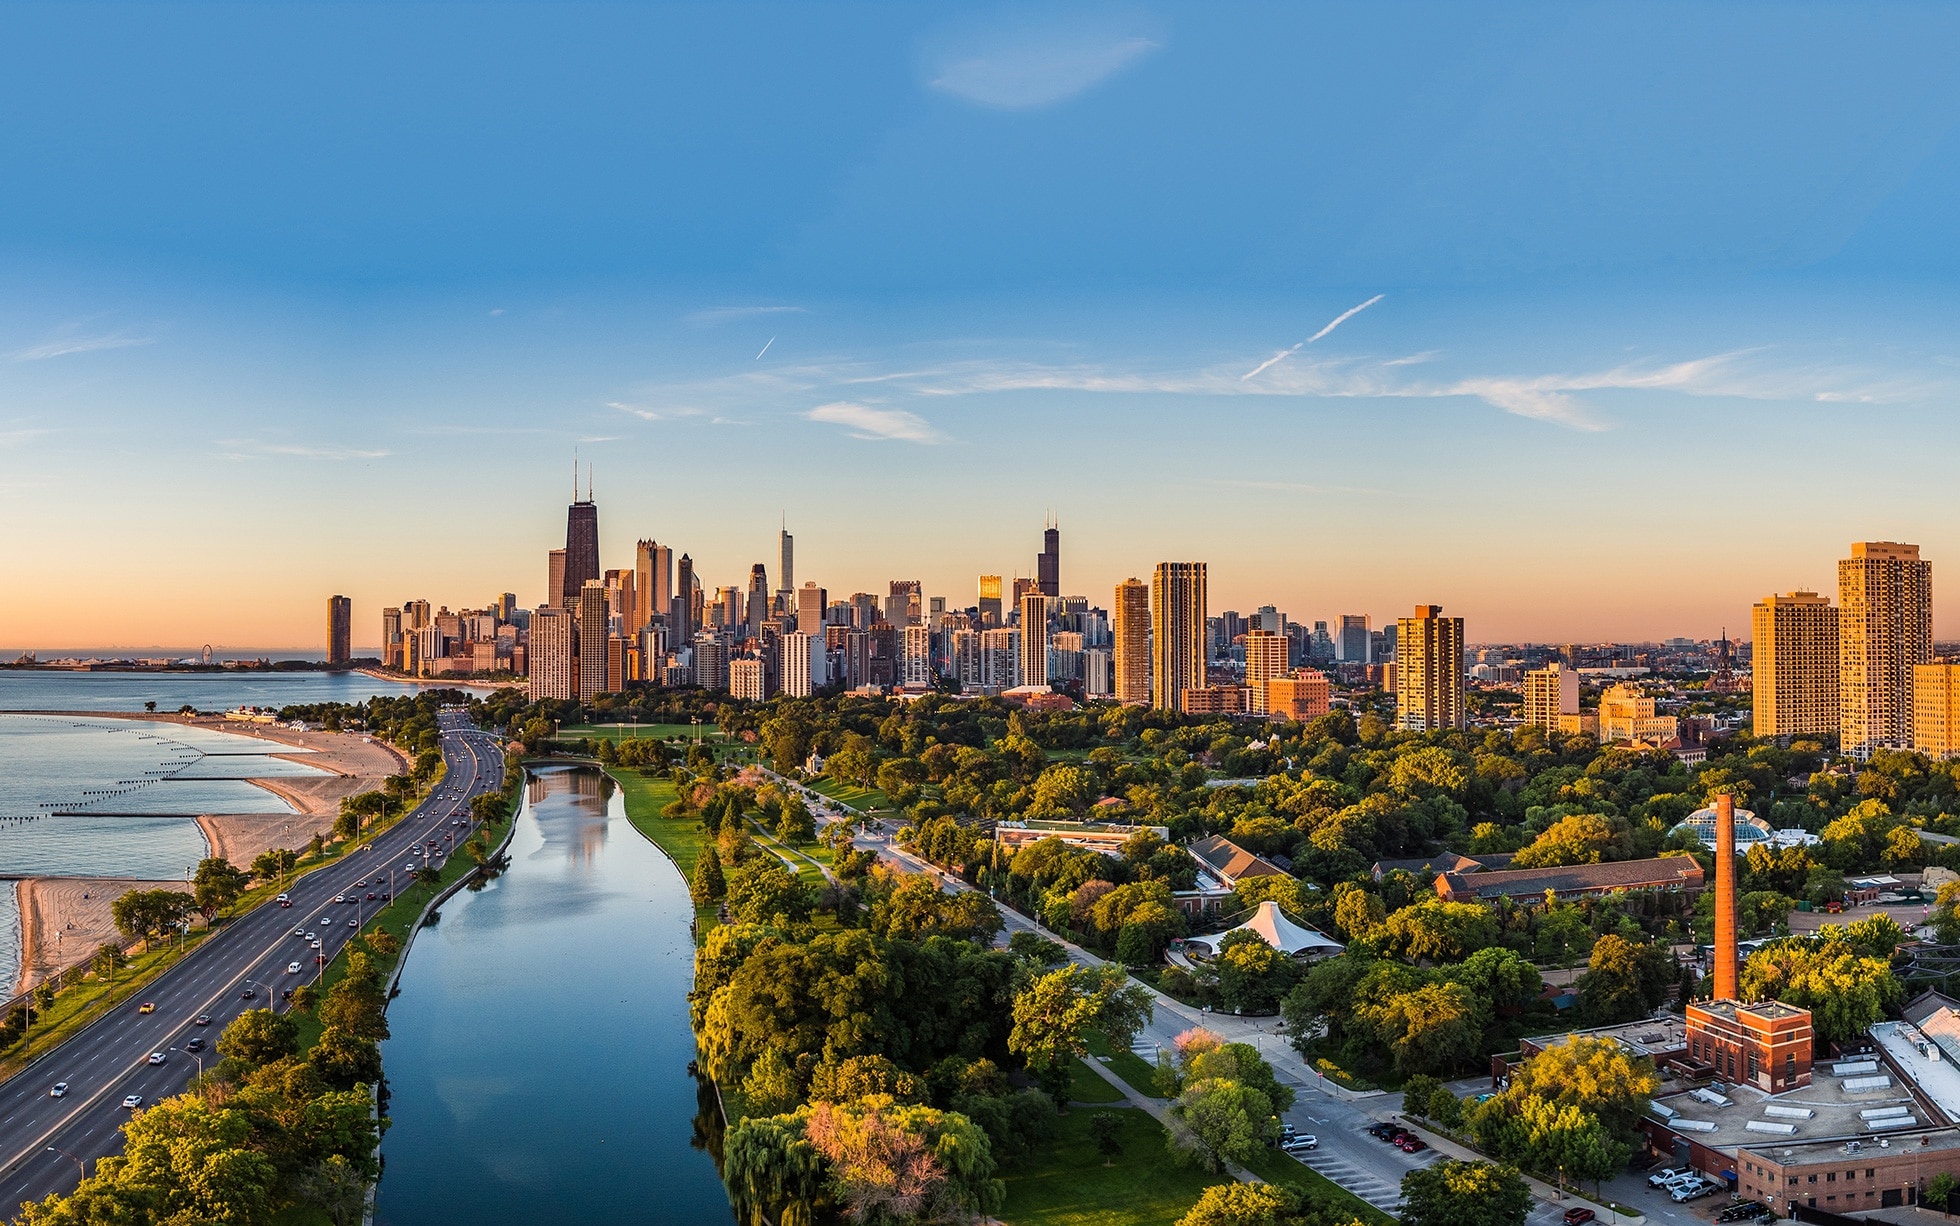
[5,2,1960,648]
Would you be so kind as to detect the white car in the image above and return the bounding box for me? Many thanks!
[333,895,346,904]
[121,1094,143,1110]
[347,919,358,928]
[49,1082,68,1098]
[287,962,302,974]
[1282,1135,1318,1152]
[293,926,306,937]
[1648,1169,1684,1188]
[146,1052,165,1065]
[310,939,322,949]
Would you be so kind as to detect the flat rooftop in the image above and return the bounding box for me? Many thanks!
[1655,1061,1935,1154]
[1694,999,1814,1024]
[1870,1021,1960,1124]
[1533,1015,1689,1058]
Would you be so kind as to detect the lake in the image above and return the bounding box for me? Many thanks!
[0,670,462,713]
[374,763,730,1224]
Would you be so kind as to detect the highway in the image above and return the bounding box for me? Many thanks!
[0,710,505,1217]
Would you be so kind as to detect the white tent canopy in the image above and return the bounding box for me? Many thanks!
[1212,901,1344,959]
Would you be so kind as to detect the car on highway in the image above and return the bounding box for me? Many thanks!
[241,988,256,999]
[287,961,302,973]
[49,1082,68,1098]
[147,1052,165,1065]
[276,894,292,908]
[366,891,377,900]
[185,1038,205,1053]
[193,1014,211,1026]
[137,1002,155,1014]
[121,1095,143,1110]
[1563,1210,1595,1225]
[333,895,346,904]
[354,880,367,887]
[347,919,358,928]
[293,925,306,936]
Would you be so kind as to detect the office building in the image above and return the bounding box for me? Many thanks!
[325,595,352,665]
[1020,592,1052,687]
[796,582,825,636]
[546,549,566,613]
[577,581,610,699]
[562,481,600,608]
[780,524,794,595]
[1265,671,1331,721]
[747,564,770,635]
[1244,630,1289,715]
[1083,647,1113,697]
[1151,562,1207,714]
[1915,664,1960,759]
[887,580,922,628]
[674,554,696,639]
[636,540,671,632]
[1037,521,1060,597]
[1114,577,1151,705]
[1338,614,1371,664]
[1839,542,1932,755]
[528,606,575,702]
[1521,662,1580,733]
[381,607,403,670]
[730,655,767,702]
[979,575,1003,626]
[1598,683,1676,744]
[1395,604,1464,731]
[1751,590,1839,739]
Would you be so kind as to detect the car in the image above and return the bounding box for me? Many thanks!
[1398,1138,1426,1153]
[333,895,346,904]
[49,1082,68,1098]
[1672,1184,1716,1203]
[320,916,332,925]
[1648,1169,1684,1188]
[1717,1202,1766,1222]
[193,1014,211,1026]
[403,864,415,873]
[315,953,327,963]
[280,988,295,1000]
[185,1038,205,1053]
[293,926,306,937]
[366,892,377,900]
[354,880,367,888]
[1282,1135,1318,1152]
[121,1094,144,1110]
[287,961,302,974]
[241,988,256,1000]
[305,931,316,940]
[137,1002,156,1014]
[381,892,393,900]
[147,1052,165,1065]
[1368,1123,1396,1139]
[1564,1210,1596,1225]
[348,919,358,928]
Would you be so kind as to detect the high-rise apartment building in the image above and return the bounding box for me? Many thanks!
[691,634,727,690]
[381,607,403,670]
[674,554,696,638]
[779,633,823,697]
[1114,577,1151,705]
[636,540,672,632]
[528,606,575,702]
[1083,648,1113,697]
[730,655,767,702]
[978,575,1003,627]
[325,595,351,665]
[1395,604,1464,731]
[1151,562,1206,713]
[979,628,1021,690]
[1338,615,1371,664]
[1020,592,1052,687]
[1265,671,1331,721]
[577,581,610,700]
[1244,630,1288,715]
[1914,664,1960,759]
[1037,522,1060,597]
[1751,590,1839,739]
[1839,542,1932,755]
[796,582,826,636]
[546,549,566,613]
[1521,662,1580,732]
[901,624,934,687]
[562,484,600,608]
[887,581,922,628]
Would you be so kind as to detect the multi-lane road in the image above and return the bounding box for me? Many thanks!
[0,710,505,1216]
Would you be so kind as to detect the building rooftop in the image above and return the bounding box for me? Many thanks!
[1695,999,1814,1024]
[1438,855,1705,900]
[1527,1014,1690,1058]
[1870,1021,1960,1125]
[1655,1064,1935,1155]
[1189,834,1288,884]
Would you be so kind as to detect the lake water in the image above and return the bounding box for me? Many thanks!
[0,670,445,713]
[374,764,730,1225]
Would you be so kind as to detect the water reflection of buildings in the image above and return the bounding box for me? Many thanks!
[525,766,612,866]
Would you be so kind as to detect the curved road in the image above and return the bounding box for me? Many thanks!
[0,710,504,1218]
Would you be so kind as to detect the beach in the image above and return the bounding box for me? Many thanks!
[9,715,405,995]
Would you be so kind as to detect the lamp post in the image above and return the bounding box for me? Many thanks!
[44,1146,83,1180]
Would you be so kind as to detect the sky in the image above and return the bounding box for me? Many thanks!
[6,1,1960,650]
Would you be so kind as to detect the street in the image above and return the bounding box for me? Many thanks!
[0,711,504,1215]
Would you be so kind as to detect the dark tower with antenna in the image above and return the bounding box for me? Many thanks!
[562,461,600,608]
[1037,517,1060,598]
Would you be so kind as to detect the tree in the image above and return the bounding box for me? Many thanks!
[1404,1073,1444,1117]
[1380,899,1501,963]
[1089,1111,1123,1165]
[1741,930,1903,1045]
[775,797,816,845]
[310,1028,382,1090]
[319,952,389,1040]
[691,850,727,906]
[1575,934,1675,1024]
[1166,1076,1274,1172]
[1928,1171,1957,1217]
[1175,1182,1298,1226]
[1355,982,1482,1076]
[1401,1160,1533,1226]
[1214,930,1296,1014]
[726,860,813,926]
[802,1099,1005,1224]
[192,857,250,920]
[1511,814,1624,868]
[217,1009,298,1070]
[1009,964,1154,1101]
[1492,1035,1658,1142]
[1332,888,1386,940]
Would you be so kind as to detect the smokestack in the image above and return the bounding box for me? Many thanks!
[1713,793,1739,1001]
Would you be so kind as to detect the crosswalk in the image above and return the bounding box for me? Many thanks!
[1291,1147,1436,1213]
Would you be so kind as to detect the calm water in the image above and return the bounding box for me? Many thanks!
[375,764,730,1225]
[0,670,448,713]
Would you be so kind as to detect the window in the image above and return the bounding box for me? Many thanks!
[1868,1170,1876,1178]
[1828,1174,1837,1183]
[1809,1176,1818,1184]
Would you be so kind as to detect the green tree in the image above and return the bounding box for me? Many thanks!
[217,1009,299,1070]
[310,1028,382,1090]
[1355,982,1482,1076]
[1403,1073,1443,1117]
[1511,814,1624,868]
[1009,964,1154,1101]
[1928,1171,1957,1217]
[1214,930,1296,1014]
[725,860,813,926]
[1575,934,1676,1024]
[1175,1183,1298,1226]
[1401,1160,1533,1226]
[192,857,250,920]
[691,850,727,906]
[1740,930,1904,1045]
[1089,1111,1123,1165]
[1380,899,1501,962]
[1166,1076,1274,1172]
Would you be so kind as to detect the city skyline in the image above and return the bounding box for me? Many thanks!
[8,4,1960,647]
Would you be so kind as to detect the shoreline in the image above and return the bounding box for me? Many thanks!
[13,877,190,996]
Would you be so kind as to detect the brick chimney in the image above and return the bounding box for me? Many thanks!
[1713,792,1739,1001]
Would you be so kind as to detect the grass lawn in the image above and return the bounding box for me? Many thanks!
[605,767,720,942]
[560,722,730,742]
[1085,1031,1167,1099]
[1240,1147,1397,1226]
[806,776,894,813]
[1068,1058,1128,1104]
[1001,1107,1223,1226]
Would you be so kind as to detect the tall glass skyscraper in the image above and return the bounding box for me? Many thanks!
[562,471,600,608]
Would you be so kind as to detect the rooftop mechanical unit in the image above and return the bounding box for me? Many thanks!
[1747,1122,1800,1135]
[1844,1076,1894,1092]
[1764,1106,1816,1120]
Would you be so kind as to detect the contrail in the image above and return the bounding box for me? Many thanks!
[755,336,775,360]
[1240,293,1385,380]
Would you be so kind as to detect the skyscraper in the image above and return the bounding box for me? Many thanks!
[1243,629,1288,714]
[1521,662,1580,732]
[1752,590,1839,739]
[779,632,823,697]
[1839,541,1932,755]
[636,540,672,631]
[1395,604,1465,730]
[546,549,566,612]
[1020,592,1052,687]
[675,554,696,639]
[577,580,610,700]
[1151,562,1206,713]
[901,624,933,687]
[1114,577,1151,705]
[327,596,352,665]
[747,564,770,635]
[562,474,600,608]
[779,523,794,595]
[978,575,1003,627]
[528,606,575,702]
[381,607,403,670]
[1338,615,1371,664]
[1037,521,1060,597]
[797,582,826,636]
[887,580,921,628]
[1914,664,1960,759]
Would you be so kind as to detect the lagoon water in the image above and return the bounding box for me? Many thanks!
[375,764,730,1225]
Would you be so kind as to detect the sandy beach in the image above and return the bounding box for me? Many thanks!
[14,877,192,995]
[9,713,407,996]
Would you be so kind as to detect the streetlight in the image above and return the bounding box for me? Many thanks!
[45,1147,83,1180]
[172,1044,205,1076]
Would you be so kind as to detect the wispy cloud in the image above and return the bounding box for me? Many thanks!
[929,27,1159,109]
[608,401,706,422]
[685,305,807,326]
[0,427,53,447]
[9,333,153,362]
[806,401,942,443]
[219,440,390,460]
[1242,294,1384,380]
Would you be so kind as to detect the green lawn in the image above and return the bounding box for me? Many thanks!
[560,722,730,742]
[806,776,894,813]
[1000,1108,1221,1226]
[1068,1058,1128,1104]
[1085,1031,1167,1099]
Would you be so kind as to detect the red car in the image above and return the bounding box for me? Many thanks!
[1563,1211,1595,1226]
[1398,1137,1426,1153]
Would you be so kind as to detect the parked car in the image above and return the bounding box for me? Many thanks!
[1648,1168,1685,1188]
[1398,1138,1426,1153]
[1672,1183,1716,1203]
[1283,1135,1318,1152]
[1718,1203,1765,1222]
[1564,1210,1595,1225]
